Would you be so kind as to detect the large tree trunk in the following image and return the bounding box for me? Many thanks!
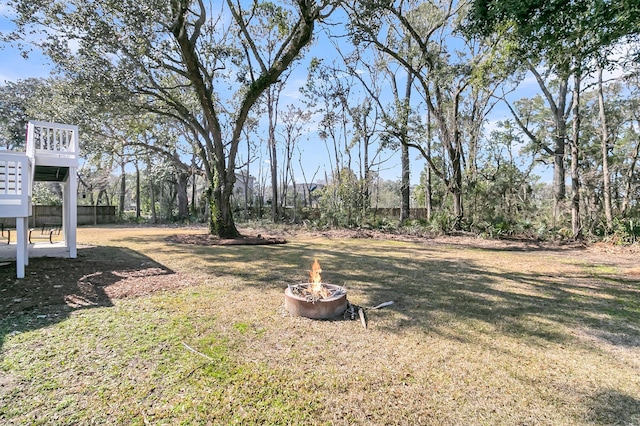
[400,142,410,223]
[148,157,157,224]
[363,131,371,212]
[119,160,126,217]
[191,155,198,217]
[267,89,280,223]
[448,89,465,229]
[208,168,239,238]
[244,139,251,218]
[399,71,413,224]
[597,66,613,229]
[425,109,433,221]
[191,171,197,217]
[176,171,190,221]
[570,71,582,238]
[208,191,239,238]
[135,161,141,219]
[552,103,567,222]
[451,151,464,229]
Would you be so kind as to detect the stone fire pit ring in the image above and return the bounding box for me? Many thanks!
[284,283,348,319]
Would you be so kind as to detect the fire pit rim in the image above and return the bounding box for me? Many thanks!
[284,282,348,319]
[285,282,346,302]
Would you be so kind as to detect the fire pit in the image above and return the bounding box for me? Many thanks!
[285,259,347,319]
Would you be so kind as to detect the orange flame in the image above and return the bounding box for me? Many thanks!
[309,259,322,283]
[309,259,328,297]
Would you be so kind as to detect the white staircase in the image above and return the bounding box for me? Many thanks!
[0,121,78,278]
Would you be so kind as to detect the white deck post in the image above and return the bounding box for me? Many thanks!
[22,217,29,266]
[63,169,78,258]
[70,166,77,258]
[16,217,26,278]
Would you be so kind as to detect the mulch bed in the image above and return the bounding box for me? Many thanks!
[0,246,203,318]
[165,233,286,245]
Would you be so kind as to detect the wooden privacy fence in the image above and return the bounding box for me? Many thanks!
[371,208,430,219]
[0,205,116,227]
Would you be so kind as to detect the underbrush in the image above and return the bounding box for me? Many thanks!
[235,215,640,248]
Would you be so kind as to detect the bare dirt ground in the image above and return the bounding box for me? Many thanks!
[1,226,638,319]
[166,232,286,245]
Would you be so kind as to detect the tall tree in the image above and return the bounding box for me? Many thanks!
[5,0,334,237]
[328,44,395,216]
[596,65,613,229]
[279,104,312,220]
[503,70,571,223]
[466,0,640,64]
[301,58,352,182]
[347,0,507,229]
[466,0,640,236]
[0,79,45,150]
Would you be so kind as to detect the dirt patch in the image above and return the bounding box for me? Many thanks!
[165,233,286,245]
[625,268,640,277]
[0,246,202,318]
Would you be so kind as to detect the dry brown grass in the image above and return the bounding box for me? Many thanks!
[1,225,639,425]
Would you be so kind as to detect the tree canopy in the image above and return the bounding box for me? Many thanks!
[465,0,640,65]
[4,0,335,237]
[2,0,639,241]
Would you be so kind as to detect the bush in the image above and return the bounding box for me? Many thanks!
[119,211,148,224]
[427,212,455,235]
[365,216,397,232]
[605,218,640,245]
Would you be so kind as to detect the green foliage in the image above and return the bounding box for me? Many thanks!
[118,211,147,224]
[5,0,332,237]
[603,218,640,245]
[466,167,537,230]
[426,212,456,235]
[317,168,366,228]
[0,79,38,150]
[365,216,397,231]
[31,182,62,206]
[465,0,640,67]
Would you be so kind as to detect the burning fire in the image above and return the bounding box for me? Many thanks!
[308,259,330,298]
[287,259,345,304]
[309,259,322,284]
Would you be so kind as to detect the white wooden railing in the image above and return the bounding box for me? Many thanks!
[1,121,77,219]
[27,121,79,168]
[0,151,32,218]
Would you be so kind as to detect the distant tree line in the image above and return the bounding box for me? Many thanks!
[1,0,639,242]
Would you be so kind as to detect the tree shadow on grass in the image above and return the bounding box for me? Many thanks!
[158,237,640,350]
[0,245,176,350]
[586,389,640,425]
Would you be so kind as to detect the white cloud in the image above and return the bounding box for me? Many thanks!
[482,118,501,136]
[0,72,12,85]
[0,4,16,17]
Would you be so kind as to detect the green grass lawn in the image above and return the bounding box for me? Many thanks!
[1,226,639,425]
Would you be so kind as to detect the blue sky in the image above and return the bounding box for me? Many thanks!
[0,5,52,82]
[0,6,551,187]
[0,48,52,82]
[0,8,423,186]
